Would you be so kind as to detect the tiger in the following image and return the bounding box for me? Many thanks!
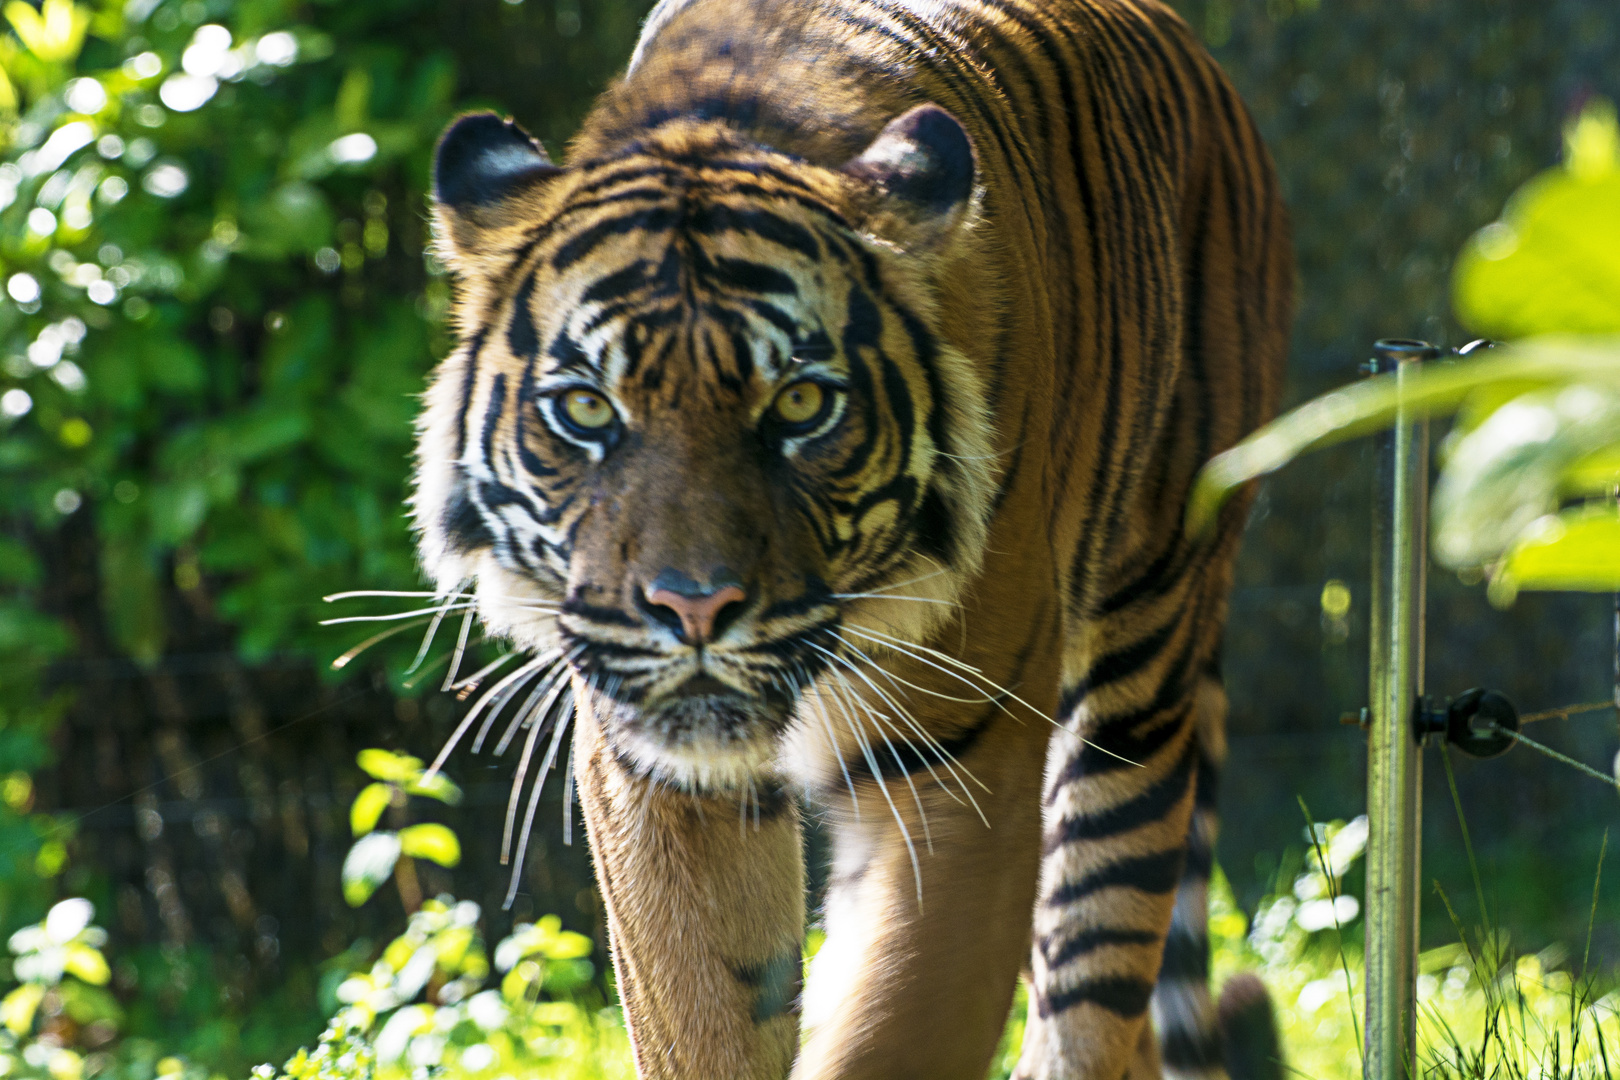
[410,0,1291,1076]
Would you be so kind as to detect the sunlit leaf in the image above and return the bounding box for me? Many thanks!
[1187,338,1620,536]
[0,983,43,1036]
[1490,508,1620,606]
[397,822,460,867]
[355,748,422,783]
[1431,384,1620,566]
[5,0,88,63]
[341,831,401,907]
[1453,101,1620,339]
[349,781,393,837]
[61,943,109,985]
[403,770,462,805]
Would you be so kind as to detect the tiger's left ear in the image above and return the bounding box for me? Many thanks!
[433,112,564,266]
[841,104,976,251]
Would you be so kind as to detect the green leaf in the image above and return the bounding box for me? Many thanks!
[403,771,462,806]
[397,823,460,868]
[98,541,164,664]
[1431,383,1620,567]
[1454,100,1620,339]
[62,943,110,986]
[349,782,394,837]
[341,831,401,907]
[1187,337,1620,535]
[1491,508,1620,606]
[56,979,123,1026]
[355,748,423,784]
[0,983,42,1036]
[0,539,40,586]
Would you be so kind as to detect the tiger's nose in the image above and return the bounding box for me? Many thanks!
[642,569,748,646]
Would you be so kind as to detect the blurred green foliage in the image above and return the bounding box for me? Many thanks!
[1189,100,1620,606]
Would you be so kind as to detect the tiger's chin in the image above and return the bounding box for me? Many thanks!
[592,688,793,793]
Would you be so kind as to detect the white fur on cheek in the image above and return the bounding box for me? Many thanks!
[410,348,478,590]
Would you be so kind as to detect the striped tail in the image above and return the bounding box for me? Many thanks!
[1152,708,1225,1080]
[1151,691,1283,1080]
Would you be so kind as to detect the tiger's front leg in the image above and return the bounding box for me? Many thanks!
[573,685,805,1080]
[791,599,1062,1080]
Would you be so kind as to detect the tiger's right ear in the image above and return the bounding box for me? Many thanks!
[433,112,563,263]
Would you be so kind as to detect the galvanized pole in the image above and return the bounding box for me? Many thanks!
[1364,339,1436,1080]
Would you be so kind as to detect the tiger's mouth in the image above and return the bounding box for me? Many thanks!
[585,664,807,791]
[557,593,836,791]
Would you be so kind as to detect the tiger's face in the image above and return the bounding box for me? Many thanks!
[413,109,995,791]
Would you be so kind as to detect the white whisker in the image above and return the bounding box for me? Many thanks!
[798,663,862,823]
[442,609,477,691]
[406,599,458,675]
[831,594,957,606]
[329,617,435,671]
[826,669,933,852]
[824,667,923,904]
[847,625,1144,769]
[841,568,947,597]
[319,603,477,626]
[503,694,574,910]
[323,588,561,609]
[493,654,574,755]
[809,637,988,822]
[817,635,989,818]
[449,651,519,696]
[425,653,553,779]
[482,650,573,753]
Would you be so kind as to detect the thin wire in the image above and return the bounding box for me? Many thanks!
[1518,701,1616,726]
[1489,722,1620,790]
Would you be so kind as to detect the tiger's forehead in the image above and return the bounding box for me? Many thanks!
[515,167,855,395]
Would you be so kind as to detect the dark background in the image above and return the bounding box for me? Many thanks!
[8,0,1618,1067]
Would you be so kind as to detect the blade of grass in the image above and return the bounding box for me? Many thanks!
[1297,796,1364,1071]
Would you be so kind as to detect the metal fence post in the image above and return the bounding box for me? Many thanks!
[1364,339,1437,1080]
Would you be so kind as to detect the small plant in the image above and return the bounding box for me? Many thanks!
[0,898,120,1080]
[342,750,463,910]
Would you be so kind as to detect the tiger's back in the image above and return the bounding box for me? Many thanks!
[417,1,1289,1076]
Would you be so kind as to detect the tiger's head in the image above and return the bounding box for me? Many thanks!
[412,107,995,791]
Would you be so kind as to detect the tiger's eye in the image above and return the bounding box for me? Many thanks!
[773,381,825,426]
[562,389,615,429]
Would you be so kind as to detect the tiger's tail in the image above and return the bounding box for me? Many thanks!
[1152,679,1283,1080]
[1218,974,1284,1080]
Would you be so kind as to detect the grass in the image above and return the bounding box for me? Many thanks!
[256,815,1620,1080]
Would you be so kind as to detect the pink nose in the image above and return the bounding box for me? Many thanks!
[644,583,747,645]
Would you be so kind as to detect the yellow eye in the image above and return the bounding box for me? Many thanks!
[773,381,827,427]
[560,389,615,431]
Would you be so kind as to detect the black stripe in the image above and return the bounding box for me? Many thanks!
[552,206,680,270]
[441,487,493,554]
[581,260,653,305]
[1044,846,1186,907]
[1072,616,1180,699]
[1045,740,1195,852]
[452,327,490,459]
[1045,700,1192,801]
[1041,926,1159,970]
[1037,974,1155,1019]
[559,598,640,628]
[733,946,803,1024]
[688,204,821,261]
